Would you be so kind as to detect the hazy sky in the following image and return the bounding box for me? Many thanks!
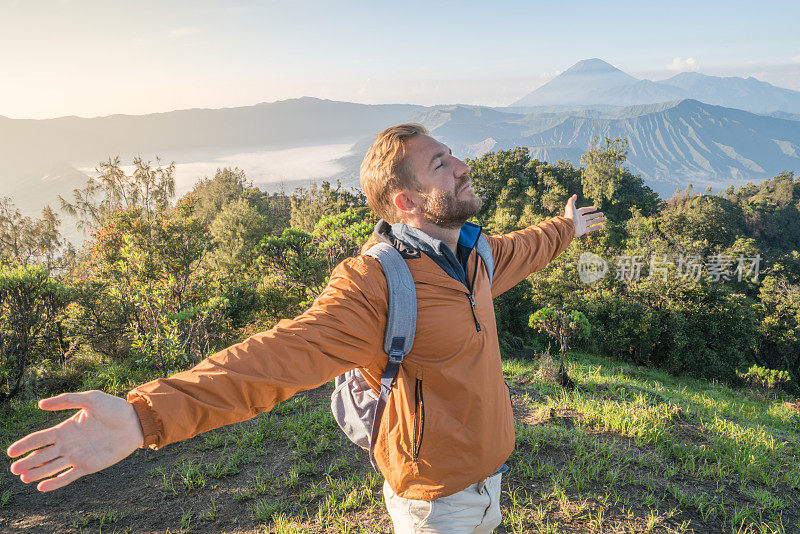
[2,0,799,119]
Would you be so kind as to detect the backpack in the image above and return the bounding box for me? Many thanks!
[330,237,494,471]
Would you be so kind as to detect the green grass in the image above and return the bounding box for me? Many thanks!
[0,398,53,452]
[70,509,122,529]
[197,497,217,522]
[2,349,797,533]
[234,468,274,502]
[0,488,14,507]
[175,458,206,490]
[501,350,800,533]
[251,496,303,523]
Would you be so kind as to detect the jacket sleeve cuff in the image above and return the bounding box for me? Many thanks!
[554,215,575,238]
[127,394,163,449]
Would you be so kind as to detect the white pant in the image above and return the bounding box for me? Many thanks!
[382,472,503,534]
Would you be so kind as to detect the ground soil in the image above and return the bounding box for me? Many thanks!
[0,387,397,534]
[1,381,797,533]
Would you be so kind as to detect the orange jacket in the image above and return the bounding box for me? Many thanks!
[127,216,575,500]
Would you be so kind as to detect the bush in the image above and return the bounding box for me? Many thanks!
[736,364,791,392]
[757,276,800,374]
[86,360,158,397]
[0,265,71,402]
[494,279,537,346]
[19,358,85,399]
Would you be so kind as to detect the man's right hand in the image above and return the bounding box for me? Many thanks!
[6,390,145,492]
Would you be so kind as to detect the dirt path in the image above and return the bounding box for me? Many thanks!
[0,387,394,533]
[3,377,796,533]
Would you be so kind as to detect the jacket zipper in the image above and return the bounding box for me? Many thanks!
[466,251,481,332]
[467,294,481,332]
[413,378,425,462]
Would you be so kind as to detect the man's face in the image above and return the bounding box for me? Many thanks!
[403,134,482,229]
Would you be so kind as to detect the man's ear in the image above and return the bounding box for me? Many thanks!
[392,190,419,218]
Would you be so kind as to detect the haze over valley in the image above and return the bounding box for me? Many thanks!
[3,59,800,244]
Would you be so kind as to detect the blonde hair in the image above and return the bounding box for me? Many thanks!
[360,123,429,222]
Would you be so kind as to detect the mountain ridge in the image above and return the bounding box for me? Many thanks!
[367,98,800,198]
[1,86,798,234]
[511,58,800,114]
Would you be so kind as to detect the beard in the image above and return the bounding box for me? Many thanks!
[417,177,483,229]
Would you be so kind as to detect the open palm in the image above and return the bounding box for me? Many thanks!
[7,390,144,492]
[564,194,607,237]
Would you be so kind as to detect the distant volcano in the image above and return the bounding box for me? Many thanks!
[511,59,643,107]
[511,58,800,114]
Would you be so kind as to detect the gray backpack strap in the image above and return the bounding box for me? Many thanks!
[363,242,416,471]
[475,234,494,284]
[366,243,416,356]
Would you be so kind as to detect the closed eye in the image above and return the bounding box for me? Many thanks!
[430,148,452,170]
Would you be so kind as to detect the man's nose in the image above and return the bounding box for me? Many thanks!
[455,157,470,176]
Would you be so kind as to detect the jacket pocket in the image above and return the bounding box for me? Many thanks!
[413,376,425,463]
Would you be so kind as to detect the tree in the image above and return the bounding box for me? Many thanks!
[186,167,248,224]
[184,167,291,234]
[529,308,591,389]
[0,266,71,402]
[468,147,542,232]
[580,137,661,223]
[206,198,270,278]
[59,156,175,233]
[290,181,368,233]
[493,278,538,354]
[0,198,71,272]
[738,172,800,252]
[757,275,800,374]
[312,207,376,273]
[466,148,583,234]
[771,250,800,286]
[256,229,328,303]
[659,194,746,251]
[74,204,228,370]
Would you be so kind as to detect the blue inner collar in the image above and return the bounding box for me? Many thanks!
[389,221,484,290]
[458,221,482,249]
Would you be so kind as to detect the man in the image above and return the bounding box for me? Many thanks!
[7,123,605,533]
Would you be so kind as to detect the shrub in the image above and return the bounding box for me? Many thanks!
[736,364,791,391]
[757,276,800,375]
[528,307,591,360]
[529,307,589,389]
[0,266,71,402]
[494,279,537,347]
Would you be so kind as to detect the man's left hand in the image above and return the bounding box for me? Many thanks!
[564,194,606,238]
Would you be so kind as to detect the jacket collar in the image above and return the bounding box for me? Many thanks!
[371,220,422,259]
[371,220,483,291]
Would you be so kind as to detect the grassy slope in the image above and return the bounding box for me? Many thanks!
[0,350,798,534]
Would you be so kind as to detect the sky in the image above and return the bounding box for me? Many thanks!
[2,0,799,119]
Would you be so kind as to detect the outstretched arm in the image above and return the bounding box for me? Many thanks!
[7,254,388,491]
[487,195,606,296]
[7,391,144,492]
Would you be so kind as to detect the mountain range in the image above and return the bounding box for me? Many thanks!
[327,98,799,200]
[2,58,799,244]
[510,58,800,114]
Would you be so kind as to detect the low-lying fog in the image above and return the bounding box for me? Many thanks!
[77,142,354,199]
